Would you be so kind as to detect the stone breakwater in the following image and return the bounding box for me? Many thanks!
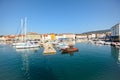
[43,43,56,54]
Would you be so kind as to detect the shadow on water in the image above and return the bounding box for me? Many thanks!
[16,48,40,53]
[60,49,79,56]
[61,52,75,56]
[111,46,120,63]
[17,48,57,80]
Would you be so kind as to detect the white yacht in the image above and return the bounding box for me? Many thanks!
[15,17,40,49]
[16,41,40,49]
[12,42,26,46]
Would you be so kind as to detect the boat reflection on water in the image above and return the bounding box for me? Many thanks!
[16,48,40,80]
[111,46,120,64]
[21,51,30,80]
[61,52,75,56]
[16,47,40,53]
[43,52,56,55]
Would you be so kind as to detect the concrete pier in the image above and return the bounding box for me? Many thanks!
[43,43,56,54]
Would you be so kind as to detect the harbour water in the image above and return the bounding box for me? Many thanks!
[0,42,120,80]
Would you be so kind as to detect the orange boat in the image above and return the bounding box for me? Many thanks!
[61,45,78,53]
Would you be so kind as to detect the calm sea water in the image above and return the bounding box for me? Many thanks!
[0,42,120,80]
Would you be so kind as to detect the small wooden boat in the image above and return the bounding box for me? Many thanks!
[61,45,78,53]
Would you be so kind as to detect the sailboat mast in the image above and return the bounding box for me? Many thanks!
[21,18,23,41]
[24,17,27,42]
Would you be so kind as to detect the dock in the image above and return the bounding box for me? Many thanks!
[43,43,56,54]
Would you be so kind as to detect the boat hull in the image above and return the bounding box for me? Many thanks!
[61,48,78,53]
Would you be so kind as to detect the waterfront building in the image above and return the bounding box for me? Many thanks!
[41,34,54,42]
[50,33,56,40]
[62,33,76,39]
[15,32,42,41]
[40,33,56,42]
[3,35,15,41]
[0,36,6,41]
[105,32,111,41]
[26,32,41,41]
[2,35,16,44]
[96,33,106,39]
[41,34,49,42]
[76,34,87,39]
[15,34,25,41]
[87,34,96,39]
[56,34,65,40]
[111,23,120,42]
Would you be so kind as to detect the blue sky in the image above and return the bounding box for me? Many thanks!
[0,0,120,35]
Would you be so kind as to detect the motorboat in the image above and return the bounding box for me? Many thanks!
[61,45,78,53]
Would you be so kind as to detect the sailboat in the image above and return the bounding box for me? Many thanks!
[15,17,40,49]
[12,18,26,46]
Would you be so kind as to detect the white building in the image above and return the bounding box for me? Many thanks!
[56,34,65,40]
[87,34,96,39]
[76,34,87,39]
[96,33,106,38]
[111,23,120,36]
[0,36,6,41]
[62,33,76,39]
[111,23,120,41]
[41,34,51,42]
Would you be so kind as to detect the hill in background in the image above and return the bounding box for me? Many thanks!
[82,29,111,34]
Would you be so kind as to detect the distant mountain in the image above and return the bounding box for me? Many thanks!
[82,29,111,34]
